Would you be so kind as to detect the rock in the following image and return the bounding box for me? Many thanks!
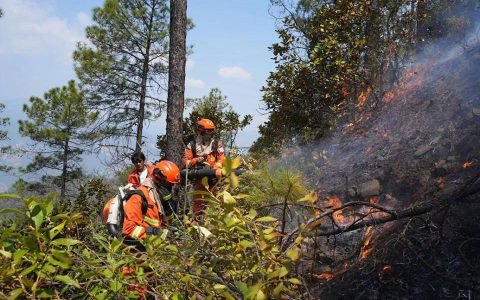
[414,145,433,157]
[358,179,381,197]
[348,187,356,197]
[473,107,480,116]
[435,160,447,169]
[430,136,441,145]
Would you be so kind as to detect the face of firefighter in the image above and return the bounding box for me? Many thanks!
[199,128,214,141]
[133,159,145,172]
[152,172,174,190]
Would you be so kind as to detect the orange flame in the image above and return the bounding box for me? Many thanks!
[383,91,395,104]
[311,261,350,281]
[357,87,372,107]
[463,161,474,169]
[360,227,374,260]
[382,265,391,271]
[369,197,378,204]
[436,178,445,189]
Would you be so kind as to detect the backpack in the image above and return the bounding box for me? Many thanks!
[104,189,148,238]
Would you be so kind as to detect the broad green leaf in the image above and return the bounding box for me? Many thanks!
[201,176,209,188]
[49,221,66,240]
[245,282,262,299]
[286,247,300,261]
[55,275,80,288]
[222,157,232,174]
[30,204,44,230]
[110,238,123,252]
[288,278,302,285]
[194,225,213,238]
[236,281,249,298]
[239,240,255,248]
[166,244,178,253]
[273,282,284,297]
[234,193,249,200]
[279,267,288,278]
[0,193,21,199]
[231,156,242,169]
[9,288,23,300]
[0,208,22,215]
[246,209,257,219]
[223,191,237,205]
[109,281,122,292]
[20,263,37,276]
[256,216,277,222]
[256,289,267,300]
[230,173,239,189]
[101,269,113,278]
[42,264,56,273]
[214,284,227,290]
[13,249,29,263]
[296,192,317,203]
[51,238,81,247]
[0,249,12,259]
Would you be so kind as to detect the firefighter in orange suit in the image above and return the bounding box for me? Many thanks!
[128,152,156,188]
[122,160,180,239]
[182,118,225,215]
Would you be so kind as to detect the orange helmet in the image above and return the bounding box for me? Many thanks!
[153,160,180,184]
[197,118,216,131]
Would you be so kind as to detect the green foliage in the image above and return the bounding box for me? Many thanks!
[157,88,252,155]
[74,0,173,155]
[0,160,307,298]
[0,102,13,172]
[18,80,98,200]
[238,167,308,209]
[254,0,478,156]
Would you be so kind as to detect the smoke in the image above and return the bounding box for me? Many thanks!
[276,19,480,208]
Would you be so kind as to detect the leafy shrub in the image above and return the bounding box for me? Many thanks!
[0,158,308,298]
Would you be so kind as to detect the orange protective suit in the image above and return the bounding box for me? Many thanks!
[182,136,225,215]
[122,181,162,239]
[128,165,155,188]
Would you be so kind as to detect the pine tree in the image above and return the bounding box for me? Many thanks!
[74,0,170,157]
[18,81,98,201]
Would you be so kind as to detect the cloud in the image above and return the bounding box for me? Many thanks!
[186,59,195,69]
[218,66,251,80]
[0,0,88,63]
[186,77,205,88]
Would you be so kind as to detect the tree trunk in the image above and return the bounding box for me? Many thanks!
[61,138,68,201]
[165,0,187,167]
[136,14,154,153]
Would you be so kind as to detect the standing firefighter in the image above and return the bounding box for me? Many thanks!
[182,118,225,215]
[122,160,180,239]
[128,152,155,188]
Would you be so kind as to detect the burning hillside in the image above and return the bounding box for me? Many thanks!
[275,40,480,298]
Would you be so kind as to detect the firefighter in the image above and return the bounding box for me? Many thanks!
[182,118,225,215]
[122,160,180,239]
[128,152,155,188]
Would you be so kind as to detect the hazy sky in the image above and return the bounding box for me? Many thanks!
[0,0,279,190]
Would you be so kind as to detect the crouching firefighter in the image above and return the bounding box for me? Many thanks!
[182,118,225,215]
[103,160,181,245]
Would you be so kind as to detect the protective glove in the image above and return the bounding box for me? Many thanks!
[145,227,161,236]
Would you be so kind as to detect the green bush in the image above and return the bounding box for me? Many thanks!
[0,159,307,299]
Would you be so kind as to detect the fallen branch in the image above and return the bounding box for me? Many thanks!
[281,172,480,251]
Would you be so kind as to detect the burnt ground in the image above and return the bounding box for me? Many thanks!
[276,43,480,299]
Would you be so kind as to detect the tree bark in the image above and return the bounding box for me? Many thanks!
[61,138,68,201]
[165,0,187,167]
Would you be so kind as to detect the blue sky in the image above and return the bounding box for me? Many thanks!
[0,0,279,190]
